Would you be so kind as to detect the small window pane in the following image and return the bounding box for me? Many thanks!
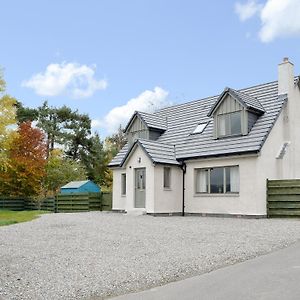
[135,170,145,190]
[226,166,239,193]
[210,167,224,193]
[218,115,226,136]
[121,173,126,195]
[225,167,230,192]
[164,167,171,188]
[140,171,145,189]
[231,112,241,135]
[193,122,208,134]
[195,169,208,193]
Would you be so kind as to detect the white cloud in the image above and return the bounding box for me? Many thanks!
[235,0,300,42]
[259,0,300,42]
[92,87,170,134]
[22,62,107,98]
[235,0,262,21]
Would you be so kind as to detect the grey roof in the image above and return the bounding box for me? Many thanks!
[108,144,129,167]
[124,111,167,132]
[207,87,265,116]
[109,80,290,167]
[61,180,90,189]
[120,139,180,166]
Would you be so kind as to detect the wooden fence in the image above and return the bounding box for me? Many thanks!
[0,196,25,211]
[25,198,56,211]
[0,192,112,213]
[102,192,112,211]
[56,193,102,212]
[267,179,300,218]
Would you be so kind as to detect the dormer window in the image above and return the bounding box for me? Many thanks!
[207,87,265,139]
[217,111,242,137]
[124,111,167,145]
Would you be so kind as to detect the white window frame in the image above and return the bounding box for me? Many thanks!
[163,167,171,189]
[195,166,239,195]
[121,173,126,196]
[191,122,209,134]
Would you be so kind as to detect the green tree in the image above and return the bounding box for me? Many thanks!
[105,125,127,158]
[80,133,109,186]
[44,149,87,195]
[103,126,127,189]
[33,101,92,159]
[63,112,91,160]
[15,101,38,123]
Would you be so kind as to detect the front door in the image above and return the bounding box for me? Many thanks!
[135,168,146,208]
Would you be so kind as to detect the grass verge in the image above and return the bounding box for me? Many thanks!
[0,210,48,227]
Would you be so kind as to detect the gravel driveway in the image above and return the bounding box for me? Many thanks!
[1,212,300,300]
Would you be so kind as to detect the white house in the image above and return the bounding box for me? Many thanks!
[109,58,300,217]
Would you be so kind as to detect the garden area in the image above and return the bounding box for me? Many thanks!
[0,70,120,210]
[0,210,47,226]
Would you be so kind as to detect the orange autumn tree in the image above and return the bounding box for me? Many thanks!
[1,122,47,197]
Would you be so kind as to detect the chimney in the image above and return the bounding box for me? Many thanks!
[278,57,294,95]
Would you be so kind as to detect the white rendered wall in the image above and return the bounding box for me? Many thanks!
[184,155,260,215]
[112,168,126,211]
[123,146,155,213]
[153,165,182,213]
[184,65,300,216]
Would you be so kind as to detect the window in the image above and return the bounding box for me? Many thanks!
[195,166,239,194]
[192,122,209,134]
[121,173,126,195]
[217,111,242,137]
[210,167,224,193]
[163,167,171,189]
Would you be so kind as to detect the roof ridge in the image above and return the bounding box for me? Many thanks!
[138,138,175,147]
[156,80,280,114]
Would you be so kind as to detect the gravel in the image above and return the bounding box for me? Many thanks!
[1,212,300,300]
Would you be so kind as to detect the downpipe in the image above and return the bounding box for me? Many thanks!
[180,162,186,216]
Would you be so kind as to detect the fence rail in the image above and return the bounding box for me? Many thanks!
[0,192,112,213]
[0,196,25,211]
[267,179,300,218]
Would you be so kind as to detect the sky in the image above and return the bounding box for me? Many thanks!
[1,0,300,137]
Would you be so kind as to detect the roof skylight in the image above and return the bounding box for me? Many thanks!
[192,122,209,134]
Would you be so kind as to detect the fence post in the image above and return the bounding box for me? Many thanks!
[100,191,103,211]
[266,178,269,218]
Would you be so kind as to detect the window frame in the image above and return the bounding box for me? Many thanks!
[191,121,209,135]
[217,111,242,138]
[195,165,239,195]
[163,167,171,190]
[121,173,126,196]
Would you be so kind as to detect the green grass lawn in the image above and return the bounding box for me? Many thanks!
[0,210,49,227]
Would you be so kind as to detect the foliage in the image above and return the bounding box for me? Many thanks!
[105,125,127,158]
[0,210,48,227]
[0,73,18,171]
[103,126,127,189]
[0,122,47,197]
[44,149,87,195]
[80,133,110,186]
[63,111,91,160]
[1,67,127,195]
[16,101,92,159]
[0,68,6,92]
[15,101,38,123]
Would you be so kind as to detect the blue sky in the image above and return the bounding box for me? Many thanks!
[2,0,300,137]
